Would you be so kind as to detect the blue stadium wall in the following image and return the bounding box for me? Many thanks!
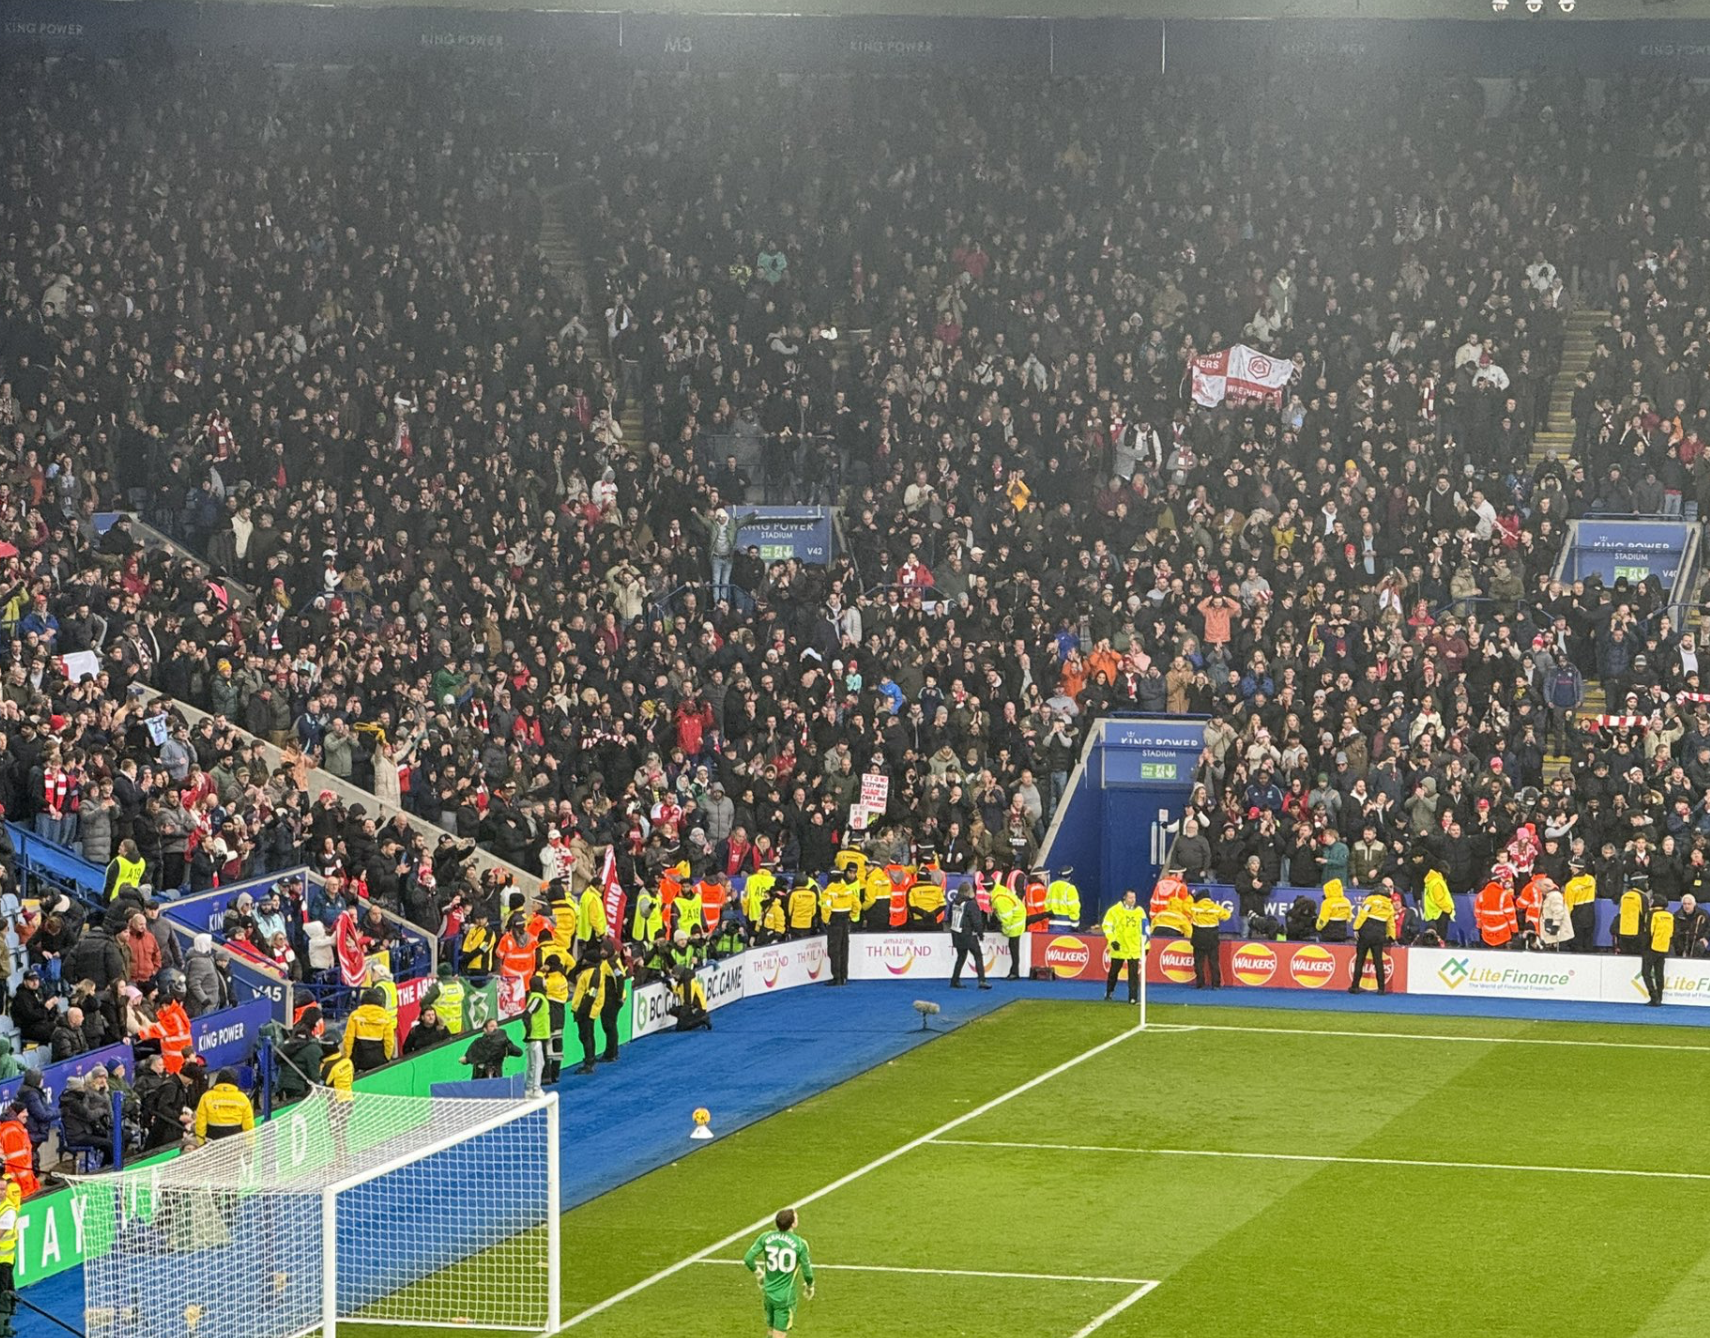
[1041,715,1204,921]
[15,3,1710,74]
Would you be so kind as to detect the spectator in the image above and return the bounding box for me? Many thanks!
[184,934,233,1018]
[61,1069,115,1168]
[50,1007,89,1062]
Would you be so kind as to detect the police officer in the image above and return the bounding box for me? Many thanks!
[821,869,860,986]
[1190,894,1231,989]
[948,884,990,990]
[1351,888,1396,994]
[1102,889,1148,1003]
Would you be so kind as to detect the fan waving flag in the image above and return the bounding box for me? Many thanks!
[1190,344,1294,408]
[600,847,627,943]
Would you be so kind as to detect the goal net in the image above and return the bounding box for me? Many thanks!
[71,1088,560,1338]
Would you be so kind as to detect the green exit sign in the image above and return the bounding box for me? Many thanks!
[1613,564,1649,582]
[1140,762,1178,781]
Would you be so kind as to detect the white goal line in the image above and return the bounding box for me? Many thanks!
[693,1258,1158,1286]
[930,1137,1710,1184]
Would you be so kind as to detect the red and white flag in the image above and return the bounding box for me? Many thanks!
[1190,345,1294,408]
[600,847,627,943]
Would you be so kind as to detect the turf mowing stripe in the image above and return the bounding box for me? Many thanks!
[693,1259,1156,1285]
[930,1137,1710,1183]
[1068,1281,1161,1337]
[1150,1021,1710,1051]
[554,1015,1149,1331]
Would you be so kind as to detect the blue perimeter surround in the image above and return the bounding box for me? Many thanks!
[21,980,1709,1335]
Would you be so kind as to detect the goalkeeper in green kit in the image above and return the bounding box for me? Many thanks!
[743,1207,815,1335]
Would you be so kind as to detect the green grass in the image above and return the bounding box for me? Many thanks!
[340,1002,1710,1338]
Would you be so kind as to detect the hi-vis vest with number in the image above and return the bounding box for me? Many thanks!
[111,854,145,897]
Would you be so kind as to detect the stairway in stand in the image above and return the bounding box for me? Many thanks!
[1538,308,1608,782]
[1531,307,1606,470]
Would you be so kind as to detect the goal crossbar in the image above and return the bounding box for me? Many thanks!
[72,1088,562,1338]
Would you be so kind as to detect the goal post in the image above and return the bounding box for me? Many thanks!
[72,1088,560,1338]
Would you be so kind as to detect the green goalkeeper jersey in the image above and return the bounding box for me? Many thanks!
[743,1229,814,1304]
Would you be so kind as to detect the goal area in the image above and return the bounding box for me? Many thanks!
[71,1088,560,1338]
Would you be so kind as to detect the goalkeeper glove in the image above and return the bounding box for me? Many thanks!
[805,1285,815,1301]
[753,1268,765,1287]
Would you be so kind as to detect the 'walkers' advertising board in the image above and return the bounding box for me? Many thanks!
[1039,935,1405,992]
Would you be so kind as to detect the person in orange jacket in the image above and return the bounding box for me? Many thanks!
[1149,868,1193,938]
[0,1109,38,1198]
[497,913,538,988]
[1516,873,1552,942]
[1475,866,1520,949]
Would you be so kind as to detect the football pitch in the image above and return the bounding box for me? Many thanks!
[357,1001,1710,1338]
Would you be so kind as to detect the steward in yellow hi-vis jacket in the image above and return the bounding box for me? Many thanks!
[1351,891,1396,995]
[341,988,398,1073]
[194,1070,255,1142]
[1316,878,1353,942]
[1190,895,1231,990]
[991,881,1027,981]
[1101,890,1148,1004]
[1618,884,1647,954]
[860,866,894,930]
[1563,861,1598,953]
[571,951,617,1074]
[821,874,860,985]
[1642,893,1674,1006]
[905,871,944,926]
[786,878,821,938]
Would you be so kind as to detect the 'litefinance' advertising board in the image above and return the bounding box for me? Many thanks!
[1409,949,1603,1003]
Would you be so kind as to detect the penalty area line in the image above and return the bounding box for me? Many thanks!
[693,1259,1157,1286]
[552,1018,1149,1331]
[1071,1280,1160,1338]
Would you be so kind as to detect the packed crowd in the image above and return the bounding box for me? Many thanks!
[4,53,1710,1017]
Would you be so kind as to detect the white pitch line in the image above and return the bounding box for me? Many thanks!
[930,1138,1710,1184]
[694,1259,1154,1286]
[1070,1281,1161,1338]
[1148,1020,1710,1053]
[554,1018,1149,1330]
